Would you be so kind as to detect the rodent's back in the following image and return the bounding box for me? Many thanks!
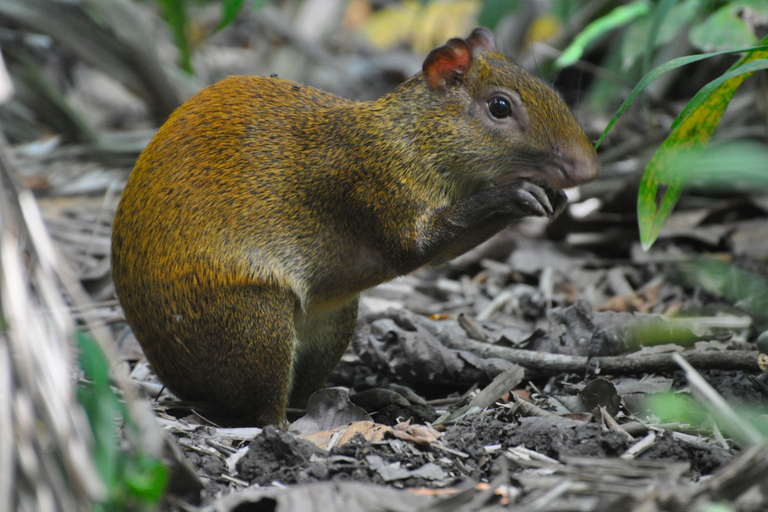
[113,76,361,304]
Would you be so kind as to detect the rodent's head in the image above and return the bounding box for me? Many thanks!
[417,27,599,192]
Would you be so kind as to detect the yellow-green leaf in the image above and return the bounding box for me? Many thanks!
[672,58,768,130]
[638,44,768,250]
[595,44,766,149]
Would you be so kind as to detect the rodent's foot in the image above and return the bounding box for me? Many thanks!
[548,188,568,219]
[498,180,555,218]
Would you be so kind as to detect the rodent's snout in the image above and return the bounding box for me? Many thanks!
[550,144,600,190]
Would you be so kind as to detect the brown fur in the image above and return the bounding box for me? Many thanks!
[111,28,599,427]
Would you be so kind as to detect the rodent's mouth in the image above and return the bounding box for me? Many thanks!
[548,162,573,189]
[491,166,560,191]
[498,164,594,191]
[493,148,600,190]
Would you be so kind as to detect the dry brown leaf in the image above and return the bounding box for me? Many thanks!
[392,420,442,446]
[512,389,532,402]
[408,487,460,497]
[598,278,663,313]
[597,294,648,313]
[302,421,392,450]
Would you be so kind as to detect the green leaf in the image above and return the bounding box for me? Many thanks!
[216,0,245,32]
[672,58,768,129]
[689,2,762,52]
[638,42,768,250]
[676,257,768,324]
[77,333,122,489]
[643,0,677,73]
[478,0,522,30]
[77,333,113,395]
[157,0,192,73]
[596,44,768,148]
[125,454,169,503]
[77,333,168,508]
[646,392,708,425]
[556,0,651,69]
[685,141,768,191]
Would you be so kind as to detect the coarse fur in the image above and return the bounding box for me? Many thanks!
[111,28,599,427]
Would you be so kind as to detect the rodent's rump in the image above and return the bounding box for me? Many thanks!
[111,27,599,427]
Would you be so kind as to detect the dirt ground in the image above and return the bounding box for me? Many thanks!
[127,222,768,511]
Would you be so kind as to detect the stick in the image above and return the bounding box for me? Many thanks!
[441,337,767,375]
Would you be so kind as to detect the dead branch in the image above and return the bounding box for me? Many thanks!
[441,336,767,375]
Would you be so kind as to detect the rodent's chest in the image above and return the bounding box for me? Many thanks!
[302,241,397,307]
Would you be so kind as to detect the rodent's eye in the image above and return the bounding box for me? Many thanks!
[487,96,512,119]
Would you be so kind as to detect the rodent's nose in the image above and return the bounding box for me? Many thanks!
[553,144,600,189]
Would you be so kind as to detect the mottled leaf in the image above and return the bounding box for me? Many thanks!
[672,58,768,129]
[596,44,767,148]
[638,42,768,250]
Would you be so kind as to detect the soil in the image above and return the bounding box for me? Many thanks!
[151,231,766,510]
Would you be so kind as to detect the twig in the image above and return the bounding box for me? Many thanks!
[672,352,764,447]
[435,365,525,425]
[621,430,657,460]
[505,391,561,419]
[441,336,767,375]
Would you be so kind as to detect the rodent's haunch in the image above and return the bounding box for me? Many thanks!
[111,28,599,427]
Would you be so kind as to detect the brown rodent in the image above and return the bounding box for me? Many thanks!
[111,27,599,427]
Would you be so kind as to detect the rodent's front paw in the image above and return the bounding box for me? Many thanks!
[499,181,554,218]
[547,188,568,219]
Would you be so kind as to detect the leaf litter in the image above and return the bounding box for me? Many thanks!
[114,219,768,511]
[18,146,764,509]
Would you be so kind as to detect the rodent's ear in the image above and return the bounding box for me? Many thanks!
[422,38,471,94]
[466,27,496,53]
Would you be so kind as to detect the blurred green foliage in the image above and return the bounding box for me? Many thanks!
[676,257,768,325]
[646,392,709,425]
[77,333,168,510]
[635,41,768,249]
[646,391,768,440]
[559,0,768,78]
[557,0,653,69]
[152,0,266,73]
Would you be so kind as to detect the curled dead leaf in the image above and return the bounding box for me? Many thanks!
[302,421,392,451]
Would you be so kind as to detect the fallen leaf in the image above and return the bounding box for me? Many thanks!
[302,421,391,451]
[392,420,442,446]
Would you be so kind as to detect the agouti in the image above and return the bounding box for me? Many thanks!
[112,27,599,427]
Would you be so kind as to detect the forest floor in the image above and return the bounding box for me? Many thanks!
[84,187,768,511]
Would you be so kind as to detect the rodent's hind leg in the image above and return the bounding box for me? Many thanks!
[289,298,360,409]
[159,283,299,427]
